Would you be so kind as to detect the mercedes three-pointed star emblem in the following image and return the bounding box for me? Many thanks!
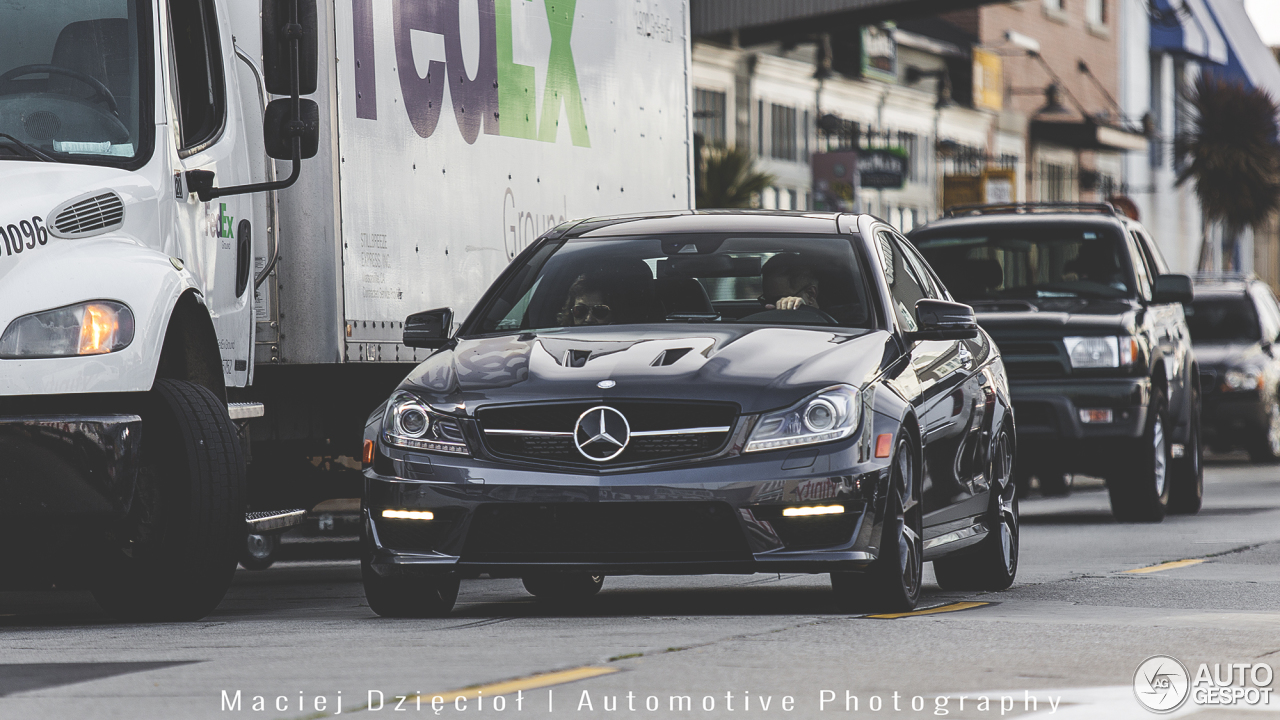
[573,406,631,462]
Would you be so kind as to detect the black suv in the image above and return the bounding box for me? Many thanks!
[910,204,1201,521]
[1187,274,1280,461]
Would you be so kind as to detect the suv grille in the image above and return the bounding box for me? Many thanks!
[994,339,1068,378]
[476,400,737,468]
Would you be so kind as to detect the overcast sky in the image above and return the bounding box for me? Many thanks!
[1246,0,1280,47]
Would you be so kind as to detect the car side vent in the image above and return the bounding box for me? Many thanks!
[651,348,692,366]
[563,349,592,368]
[48,191,125,239]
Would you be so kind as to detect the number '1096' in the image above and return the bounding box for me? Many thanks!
[3,217,48,256]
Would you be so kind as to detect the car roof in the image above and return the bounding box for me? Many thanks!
[910,212,1132,237]
[560,210,853,238]
[1191,277,1252,297]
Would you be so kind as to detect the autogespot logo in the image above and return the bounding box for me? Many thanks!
[1134,655,1191,713]
[574,406,630,462]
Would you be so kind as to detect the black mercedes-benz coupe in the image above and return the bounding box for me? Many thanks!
[360,211,1017,616]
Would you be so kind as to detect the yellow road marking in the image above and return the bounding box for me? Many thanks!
[1122,558,1206,574]
[412,666,619,704]
[865,601,989,619]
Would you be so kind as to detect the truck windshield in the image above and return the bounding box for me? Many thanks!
[0,0,150,166]
[470,234,875,334]
[912,226,1134,301]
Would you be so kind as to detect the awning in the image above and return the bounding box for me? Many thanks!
[1149,0,1228,64]
[1031,120,1149,152]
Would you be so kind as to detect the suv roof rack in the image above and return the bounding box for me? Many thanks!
[943,202,1122,218]
[1191,272,1254,283]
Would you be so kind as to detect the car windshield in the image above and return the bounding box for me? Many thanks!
[1185,296,1260,343]
[469,233,875,334]
[0,0,150,165]
[912,226,1134,301]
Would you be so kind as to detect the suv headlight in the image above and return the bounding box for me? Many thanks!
[1063,336,1137,369]
[0,301,134,358]
[1224,369,1263,391]
[381,391,470,456]
[745,385,862,453]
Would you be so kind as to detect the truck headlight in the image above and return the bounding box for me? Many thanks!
[0,301,134,358]
[1223,369,1263,391]
[381,391,470,456]
[1063,336,1136,369]
[745,385,861,453]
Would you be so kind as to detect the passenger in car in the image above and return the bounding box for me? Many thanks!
[556,261,662,327]
[761,254,822,311]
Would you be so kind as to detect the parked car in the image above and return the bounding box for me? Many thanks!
[909,203,1201,521]
[1187,274,1280,461]
[360,211,1017,616]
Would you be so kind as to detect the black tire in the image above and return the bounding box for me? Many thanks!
[1107,386,1171,523]
[91,379,246,622]
[1169,384,1204,514]
[522,573,605,603]
[1036,469,1073,497]
[361,560,459,617]
[1246,396,1280,463]
[832,433,923,613]
[239,533,280,571]
[934,428,1019,591]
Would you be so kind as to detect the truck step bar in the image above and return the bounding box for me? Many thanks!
[246,509,307,535]
[228,402,265,420]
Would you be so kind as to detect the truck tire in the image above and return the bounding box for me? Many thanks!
[92,379,246,621]
[362,560,459,617]
[239,533,280,571]
[1168,385,1204,514]
[934,428,1018,591]
[1107,387,1170,523]
[522,573,605,603]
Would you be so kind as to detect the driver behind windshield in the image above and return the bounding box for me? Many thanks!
[761,254,821,311]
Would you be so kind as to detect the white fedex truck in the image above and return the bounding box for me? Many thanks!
[0,0,690,620]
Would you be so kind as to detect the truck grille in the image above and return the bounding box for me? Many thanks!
[994,339,1068,378]
[476,400,737,468]
[50,191,125,238]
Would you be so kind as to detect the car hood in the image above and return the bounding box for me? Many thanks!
[400,325,895,415]
[967,297,1138,338]
[1193,341,1267,370]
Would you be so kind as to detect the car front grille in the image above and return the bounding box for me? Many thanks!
[459,502,750,563]
[476,400,737,468]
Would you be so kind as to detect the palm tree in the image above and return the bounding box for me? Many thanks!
[1177,75,1280,270]
[695,140,776,209]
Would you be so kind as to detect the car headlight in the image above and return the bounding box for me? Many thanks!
[381,391,470,456]
[1063,336,1136,369]
[745,385,862,453]
[1223,369,1263,391]
[0,301,134,358]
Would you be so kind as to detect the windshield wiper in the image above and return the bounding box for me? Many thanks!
[0,133,57,162]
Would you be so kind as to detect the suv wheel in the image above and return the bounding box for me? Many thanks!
[1169,384,1204,514]
[934,428,1018,591]
[1107,387,1171,522]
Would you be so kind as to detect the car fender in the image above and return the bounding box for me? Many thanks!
[0,236,202,396]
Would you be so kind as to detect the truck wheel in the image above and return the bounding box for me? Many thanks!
[1107,387,1170,523]
[1169,385,1204,514]
[239,533,280,571]
[1246,397,1280,463]
[934,428,1018,591]
[832,433,922,613]
[522,573,605,603]
[361,560,458,618]
[92,379,246,621]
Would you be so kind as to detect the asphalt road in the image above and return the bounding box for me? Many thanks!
[3,456,1280,720]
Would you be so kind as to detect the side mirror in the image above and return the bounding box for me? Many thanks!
[262,0,318,95]
[404,308,453,349]
[264,99,320,160]
[1152,274,1193,304]
[909,299,979,340]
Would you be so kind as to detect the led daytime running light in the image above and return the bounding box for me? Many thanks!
[782,505,845,517]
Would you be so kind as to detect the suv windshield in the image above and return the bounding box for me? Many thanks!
[469,234,875,334]
[912,225,1134,301]
[0,0,150,165]
[1185,296,1260,343]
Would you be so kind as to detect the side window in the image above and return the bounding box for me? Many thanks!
[1135,228,1171,275]
[1125,232,1153,301]
[895,235,944,299]
[169,0,226,155]
[877,230,930,332]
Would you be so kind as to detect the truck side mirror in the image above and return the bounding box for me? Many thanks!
[908,299,979,340]
[264,99,320,160]
[404,308,453,349]
[1152,274,1193,304]
[262,0,318,96]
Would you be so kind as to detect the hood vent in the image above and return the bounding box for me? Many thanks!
[651,347,692,366]
[563,349,592,368]
[49,190,125,239]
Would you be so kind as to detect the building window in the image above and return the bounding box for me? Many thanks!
[693,89,727,146]
[897,131,921,182]
[1086,0,1107,25]
[757,99,765,156]
[1040,162,1071,201]
[770,104,797,161]
[802,109,810,162]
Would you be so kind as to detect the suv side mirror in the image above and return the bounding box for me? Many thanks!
[1152,274,1193,304]
[403,308,453,349]
[909,299,979,341]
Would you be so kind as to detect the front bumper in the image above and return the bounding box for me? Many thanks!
[364,438,891,578]
[1201,388,1267,442]
[1009,377,1150,442]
